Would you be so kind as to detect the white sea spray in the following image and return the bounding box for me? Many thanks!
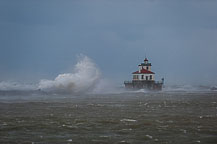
[38,55,101,93]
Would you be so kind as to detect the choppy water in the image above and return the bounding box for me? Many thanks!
[0,91,217,144]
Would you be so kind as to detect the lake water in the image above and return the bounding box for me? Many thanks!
[0,91,217,144]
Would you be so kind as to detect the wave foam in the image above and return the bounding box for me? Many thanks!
[38,55,101,93]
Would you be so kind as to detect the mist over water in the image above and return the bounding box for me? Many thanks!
[0,81,36,91]
[0,55,125,94]
[0,55,216,94]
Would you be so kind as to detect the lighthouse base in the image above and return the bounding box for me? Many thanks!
[124,80,163,91]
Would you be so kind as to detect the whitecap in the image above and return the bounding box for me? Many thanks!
[120,119,137,122]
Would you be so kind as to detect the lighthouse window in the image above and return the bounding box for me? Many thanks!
[141,75,144,79]
[146,76,148,80]
[133,75,136,79]
[133,75,139,80]
[150,75,152,80]
[146,66,149,70]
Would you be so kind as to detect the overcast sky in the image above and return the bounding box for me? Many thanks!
[0,0,217,85]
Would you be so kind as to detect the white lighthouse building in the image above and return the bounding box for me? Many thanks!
[124,58,163,90]
[132,58,155,81]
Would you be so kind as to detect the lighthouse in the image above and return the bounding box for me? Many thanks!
[133,58,155,81]
[124,58,163,90]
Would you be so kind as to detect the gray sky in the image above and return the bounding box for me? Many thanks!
[0,0,217,85]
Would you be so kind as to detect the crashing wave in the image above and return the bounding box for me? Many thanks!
[38,55,101,93]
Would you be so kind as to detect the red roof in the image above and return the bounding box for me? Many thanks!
[132,69,155,74]
[144,58,148,61]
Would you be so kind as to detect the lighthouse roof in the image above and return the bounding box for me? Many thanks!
[132,69,155,74]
